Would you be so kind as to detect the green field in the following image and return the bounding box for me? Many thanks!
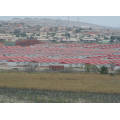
[0,72,120,94]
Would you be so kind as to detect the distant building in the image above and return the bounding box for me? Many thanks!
[16,39,40,46]
[81,37,97,43]
[49,65,64,71]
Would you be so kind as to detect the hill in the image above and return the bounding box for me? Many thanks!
[8,17,106,29]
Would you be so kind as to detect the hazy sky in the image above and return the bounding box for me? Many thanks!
[0,16,120,28]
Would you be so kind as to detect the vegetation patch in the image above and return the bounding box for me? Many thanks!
[0,72,119,94]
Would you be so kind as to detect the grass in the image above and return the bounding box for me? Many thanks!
[0,72,120,94]
[0,88,120,103]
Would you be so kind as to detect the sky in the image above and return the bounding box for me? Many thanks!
[0,16,120,28]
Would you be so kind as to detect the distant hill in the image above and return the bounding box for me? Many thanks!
[9,17,106,29]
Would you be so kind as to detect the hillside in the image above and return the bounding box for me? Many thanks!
[8,17,105,29]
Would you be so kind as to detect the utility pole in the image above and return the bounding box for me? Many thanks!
[76,16,80,41]
[67,16,70,27]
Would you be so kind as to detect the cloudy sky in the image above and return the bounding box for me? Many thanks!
[0,16,120,28]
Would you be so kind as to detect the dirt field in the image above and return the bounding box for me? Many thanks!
[0,72,120,94]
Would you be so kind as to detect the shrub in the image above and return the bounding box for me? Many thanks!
[100,66,108,74]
